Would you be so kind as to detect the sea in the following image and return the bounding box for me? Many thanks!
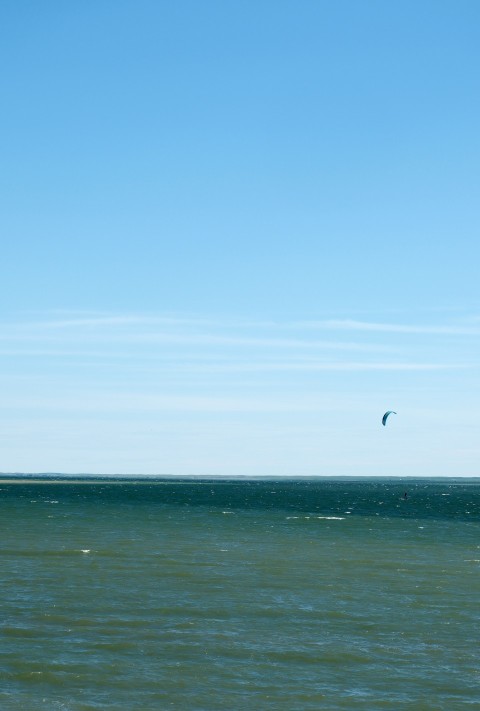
[0,477,478,710]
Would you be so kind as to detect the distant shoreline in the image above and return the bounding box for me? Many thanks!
[0,474,479,484]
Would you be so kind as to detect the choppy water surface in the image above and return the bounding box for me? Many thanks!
[0,477,478,710]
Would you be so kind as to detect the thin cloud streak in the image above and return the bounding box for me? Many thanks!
[0,392,365,414]
[0,316,393,352]
[294,319,480,335]
[19,312,218,329]
[6,311,480,337]
[0,314,475,373]
[0,335,392,353]
[158,362,468,373]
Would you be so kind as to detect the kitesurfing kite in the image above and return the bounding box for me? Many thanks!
[382,410,397,426]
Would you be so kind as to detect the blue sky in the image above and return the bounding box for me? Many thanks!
[1,1,479,475]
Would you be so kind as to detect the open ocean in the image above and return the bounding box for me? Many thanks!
[0,477,478,710]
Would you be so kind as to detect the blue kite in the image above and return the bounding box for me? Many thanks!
[382,410,397,426]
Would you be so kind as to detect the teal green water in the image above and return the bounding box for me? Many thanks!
[0,478,478,710]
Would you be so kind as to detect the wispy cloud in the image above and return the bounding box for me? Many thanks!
[290,319,480,335]
[0,313,393,352]
[13,314,217,331]
[7,311,480,335]
[151,361,467,373]
[0,313,476,371]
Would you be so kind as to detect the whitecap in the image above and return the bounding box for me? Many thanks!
[316,516,345,520]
